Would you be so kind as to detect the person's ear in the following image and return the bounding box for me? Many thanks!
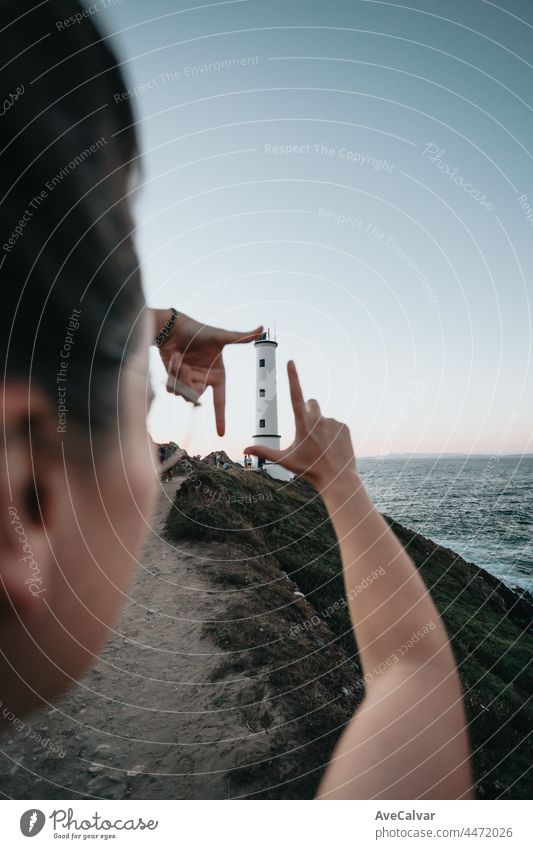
[0,382,59,619]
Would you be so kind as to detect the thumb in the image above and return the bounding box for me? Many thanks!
[244,444,284,465]
[221,325,264,345]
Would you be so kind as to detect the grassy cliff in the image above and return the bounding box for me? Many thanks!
[166,463,532,799]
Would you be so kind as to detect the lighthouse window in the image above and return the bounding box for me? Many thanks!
[259,358,265,367]
[259,419,266,428]
[259,389,266,397]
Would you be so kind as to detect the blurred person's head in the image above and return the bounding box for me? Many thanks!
[0,0,156,721]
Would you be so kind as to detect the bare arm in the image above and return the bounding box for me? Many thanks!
[245,362,473,800]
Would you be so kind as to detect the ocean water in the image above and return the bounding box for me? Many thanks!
[357,456,533,592]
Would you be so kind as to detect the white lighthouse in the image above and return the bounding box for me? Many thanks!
[252,330,292,481]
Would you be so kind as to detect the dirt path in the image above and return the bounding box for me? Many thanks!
[0,480,358,800]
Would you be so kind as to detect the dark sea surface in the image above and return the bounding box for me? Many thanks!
[358,456,533,592]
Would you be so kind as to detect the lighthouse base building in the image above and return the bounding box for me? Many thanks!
[253,331,292,482]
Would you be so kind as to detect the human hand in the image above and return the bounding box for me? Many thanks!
[244,361,357,492]
[154,310,263,436]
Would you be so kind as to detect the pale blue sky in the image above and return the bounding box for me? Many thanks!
[93,0,532,459]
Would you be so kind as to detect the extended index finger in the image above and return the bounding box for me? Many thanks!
[212,368,226,437]
[287,360,306,422]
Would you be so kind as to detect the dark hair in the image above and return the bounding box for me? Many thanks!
[0,0,143,430]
